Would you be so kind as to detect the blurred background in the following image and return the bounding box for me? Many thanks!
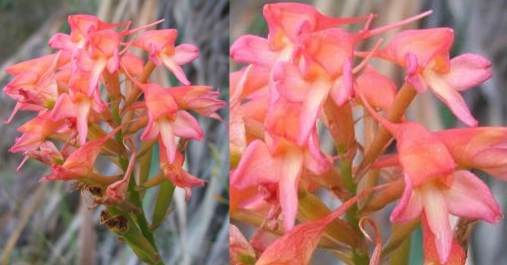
[231,0,507,264]
[0,0,228,264]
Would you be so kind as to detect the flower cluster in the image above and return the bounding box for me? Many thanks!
[229,3,504,265]
[4,14,224,263]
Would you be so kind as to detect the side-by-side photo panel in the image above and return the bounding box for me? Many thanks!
[0,1,228,264]
[230,1,507,265]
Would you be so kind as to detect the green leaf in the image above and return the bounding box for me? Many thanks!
[150,180,175,230]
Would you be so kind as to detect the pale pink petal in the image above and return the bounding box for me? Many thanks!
[422,216,466,265]
[173,44,199,65]
[76,101,91,145]
[230,35,278,66]
[422,186,452,264]
[171,111,203,140]
[231,140,279,188]
[390,174,423,223]
[140,119,160,141]
[278,150,304,231]
[443,53,492,91]
[48,33,77,51]
[329,58,353,106]
[425,70,478,127]
[382,28,454,68]
[273,62,309,102]
[297,80,329,145]
[159,120,177,163]
[303,129,330,175]
[50,93,77,121]
[160,55,191,85]
[88,59,107,96]
[444,170,502,223]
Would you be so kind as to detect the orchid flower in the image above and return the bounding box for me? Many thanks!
[230,2,366,67]
[49,14,120,52]
[42,130,116,182]
[436,127,507,180]
[378,28,492,126]
[133,29,199,85]
[160,145,205,198]
[3,52,67,123]
[9,112,66,154]
[139,83,203,163]
[232,127,330,231]
[50,70,107,145]
[360,93,501,263]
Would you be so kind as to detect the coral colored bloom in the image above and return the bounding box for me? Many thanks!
[232,132,330,231]
[435,128,507,180]
[74,29,122,95]
[50,71,107,145]
[141,83,203,163]
[133,29,199,85]
[160,146,205,198]
[379,28,492,126]
[9,112,66,153]
[105,150,136,202]
[43,131,115,181]
[3,53,66,123]
[49,14,120,52]
[361,95,501,263]
[168,85,225,119]
[230,3,365,67]
[229,65,270,157]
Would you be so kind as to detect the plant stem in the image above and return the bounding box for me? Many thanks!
[357,83,417,177]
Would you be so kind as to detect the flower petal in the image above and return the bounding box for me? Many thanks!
[425,70,478,127]
[444,170,502,223]
[171,111,204,140]
[422,185,452,264]
[278,149,304,231]
[230,35,278,66]
[390,174,423,223]
[231,140,279,188]
[382,28,454,68]
[173,44,199,65]
[442,53,492,91]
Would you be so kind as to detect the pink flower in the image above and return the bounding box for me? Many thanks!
[167,85,225,120]
[160,146,205,199]
[50,71,107,145]
[437,127,507,180]
[379,28,492,126]
[9,112,66,153]
[49,14,120,52]
[140,83,203,163]
[43,130,116,181]
[230,3,365,67]
[133,29,199,85]
[360,93,501,263]
[3,52,68,123]
[232,130,330,231]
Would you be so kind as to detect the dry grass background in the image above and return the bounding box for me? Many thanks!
[231,0,507,264]
[0,0,228,264]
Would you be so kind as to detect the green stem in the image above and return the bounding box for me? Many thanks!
[114,127,164,264]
